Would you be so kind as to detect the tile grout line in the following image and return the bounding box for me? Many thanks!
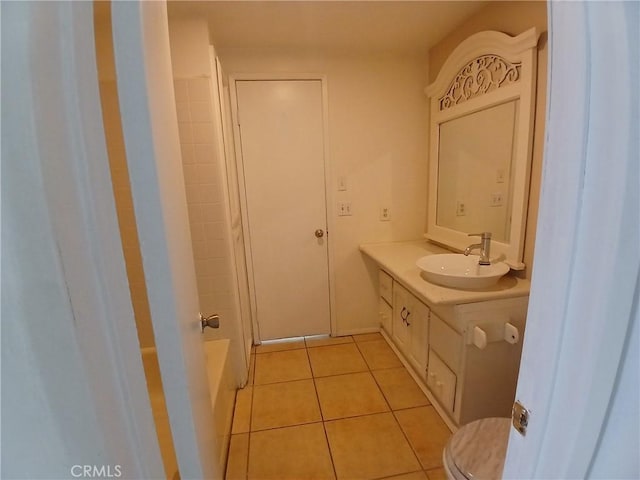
[357,340,394,413]
[245,351,255,479]
[304,343,339,480]
[391,408,425,472]
[356,336,425,472]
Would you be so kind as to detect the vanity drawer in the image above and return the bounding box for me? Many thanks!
[379,297,393,334]
[379,270,393,305]
[429,313,462,372]
[427,349,457,412]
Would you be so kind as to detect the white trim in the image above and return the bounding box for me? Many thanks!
[207,47,250,386]
[503,2,639,477]
[425,28,540,98]
[228,77,262,344]
[425,28,540,269]
[228,73,337,343]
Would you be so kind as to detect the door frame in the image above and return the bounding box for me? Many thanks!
[228,73,337,343]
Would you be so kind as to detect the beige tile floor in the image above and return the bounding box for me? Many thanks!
[226,333,451,480]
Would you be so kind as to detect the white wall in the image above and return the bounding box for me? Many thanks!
[168,18,211,77]
[219,48,429,334]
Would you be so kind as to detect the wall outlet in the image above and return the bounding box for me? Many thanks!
[338,201,352,216]
[491,192,504,207]
[456,201,466,216]
[380,207,391,221]
[337,176,347,191]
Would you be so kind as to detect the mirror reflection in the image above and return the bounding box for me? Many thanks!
[436,100,519,243]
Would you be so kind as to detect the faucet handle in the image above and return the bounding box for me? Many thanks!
[468,232,492,239]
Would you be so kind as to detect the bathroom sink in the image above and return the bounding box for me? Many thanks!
[416,254,510,289]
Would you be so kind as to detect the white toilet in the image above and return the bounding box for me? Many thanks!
[443,417,511,480]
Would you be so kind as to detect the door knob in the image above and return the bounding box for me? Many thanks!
[315,229,325,238]
[200,313,220,332]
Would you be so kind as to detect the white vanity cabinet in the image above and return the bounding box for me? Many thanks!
[392,283,429,378]
[434,297,528,426]
[364,241,531,428]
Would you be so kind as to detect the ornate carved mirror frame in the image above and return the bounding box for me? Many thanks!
[425,28,540,269]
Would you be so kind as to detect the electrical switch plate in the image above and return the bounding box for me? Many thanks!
[496,169,506,183]
[456,201,466,216]
[380,207,391,221]
[337,176,347,191]
[491,192,504,207]
[338,201,352,216]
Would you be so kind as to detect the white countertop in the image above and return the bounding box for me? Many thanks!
[360,240,530,306]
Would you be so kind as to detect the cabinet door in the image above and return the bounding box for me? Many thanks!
[379,297,392,335]
[392,284,410,350]
[427,349,457,413]
[408,299,429,376]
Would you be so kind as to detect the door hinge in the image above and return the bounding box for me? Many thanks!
[512,399,530,436]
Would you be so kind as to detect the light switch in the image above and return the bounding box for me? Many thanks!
[338,201,352,216]
[496,169,506,183]
[491,193,504,207]
[337,176,347,191]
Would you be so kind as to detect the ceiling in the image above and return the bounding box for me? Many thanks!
[167,1,488,55]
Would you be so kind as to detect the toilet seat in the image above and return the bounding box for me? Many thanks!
[443,417,511,480]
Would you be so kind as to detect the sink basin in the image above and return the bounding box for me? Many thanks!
[416,254,510,289]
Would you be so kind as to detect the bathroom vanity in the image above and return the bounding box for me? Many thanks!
[361,240,530,429]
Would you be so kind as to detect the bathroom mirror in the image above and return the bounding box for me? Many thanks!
[425,28,540,269]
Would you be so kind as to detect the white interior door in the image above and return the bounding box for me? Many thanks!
[503,2,639,478]
[235,80,331,340]
[112,3,220,478]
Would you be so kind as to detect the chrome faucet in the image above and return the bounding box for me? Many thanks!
[464,232,492,265]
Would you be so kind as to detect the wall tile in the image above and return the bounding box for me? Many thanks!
[201,203,225,223]
[189,101,212,122]
[192,241,208,261]
[187,204,204,224]
[194,144,215,164]
[204,222,225,240]
[187,78,210,102]
[177,122,193,144]
[173,79,189,102]
[192,123,215,144]
[185,187,200,205]
[198,184,221,203]
[180,143,196,165]
[182,164,199,186]
[205,239,228,259]
[197,277,214,298]
[176,102,190,123]
[204,258,230,277]
[195,164,217,183]
[212,275,232,294]
[190,223,205,243]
